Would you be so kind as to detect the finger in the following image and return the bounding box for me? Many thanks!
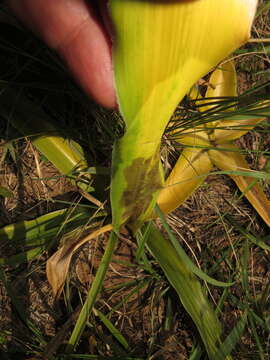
[8,0,116,108]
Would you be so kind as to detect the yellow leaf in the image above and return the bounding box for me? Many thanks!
[207,61,237,105]
[171,128,210,147]
[200,60,237,123]
[110,0,258,230]
[157,148,213,215]
[215,115,266,144]
[209,144,270,227]
[188,85,202,102]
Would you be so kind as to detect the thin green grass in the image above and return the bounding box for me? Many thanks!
[154,206,234,288]
[168,80,270,136]
[93,308,129,350]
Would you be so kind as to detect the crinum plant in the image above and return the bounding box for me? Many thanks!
[2,1,264,358]
[109,0,258,232]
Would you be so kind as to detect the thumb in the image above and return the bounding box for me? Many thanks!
[8,0,116,108]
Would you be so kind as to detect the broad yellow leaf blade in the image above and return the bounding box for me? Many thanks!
[157,148,213,215]
[200,60,237,115]
[171,128,209,147]
[209,144,270,227]
[206,61,237,106]
[32,136,90,188]
[110,0,258,231]
[188,85,202,102]
[215,115,267,144]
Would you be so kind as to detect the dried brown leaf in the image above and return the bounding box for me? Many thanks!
[46,224,113,298]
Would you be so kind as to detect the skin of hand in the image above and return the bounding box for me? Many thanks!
[8,0,116,108]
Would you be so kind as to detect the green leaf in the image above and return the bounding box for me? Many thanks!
[0,88,93,192]
[0,247,47,266]
[0,208,92,266]
[143,222,228,359]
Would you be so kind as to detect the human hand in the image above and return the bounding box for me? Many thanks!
[8,0,116,108]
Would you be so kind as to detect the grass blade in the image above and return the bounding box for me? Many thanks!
[248,313,265,360]
[93,308,129,350]
[66,231,117,352]
[225,216,270,251]
[0,247,48,266]
[154,206,234,288]
[214,311,248,360]
[0,267,46,345]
